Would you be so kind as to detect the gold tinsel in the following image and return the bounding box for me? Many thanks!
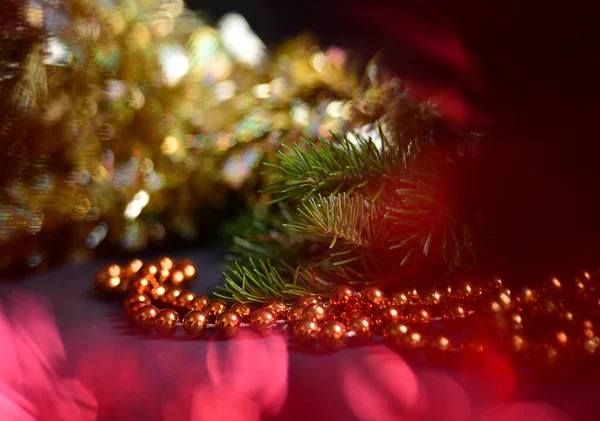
[0,0,397,272]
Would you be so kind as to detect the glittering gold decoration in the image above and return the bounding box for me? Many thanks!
[1,0,397,274]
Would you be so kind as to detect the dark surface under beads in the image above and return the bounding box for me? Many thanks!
[1,248,600,421]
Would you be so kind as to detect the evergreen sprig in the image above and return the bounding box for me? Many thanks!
[385,177,473,267]
[215,259,334,303]
[287,193,387,249]
[261,129,404,203]
[217,113,473,301]
[223,203,301,263]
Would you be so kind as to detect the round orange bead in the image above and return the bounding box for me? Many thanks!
[124,293,152,310]
[448,281,474,299]
[403,306,432,323]
[302,304,327,323]
[150,285,168,301]
[318,321,347,350]
[293,320,320,347]
[140,263,159,278]
[170,270,186,286]
[391,291,410,306]
[383,322,409,347]
[448,304,467,319]
[231,302,252,321]
[164,287,182,305]
[263,299,288,318]
[134,305,159,332]
[347,316,373,344]
[215,311,241,338]
[330,286,356,310]
[179,259,197,280]
[373,306,402,330]
[287,305,305,324]
[94,264,123,293]
[189,296,210,312]
[296,294,322,307]
[182,311,208,337]
[157,256,174,271]
[154,309,179,337]
[583,336,600,355]
[174,291,196,310]
[205,299,228,321]
[359,286,385,309]
[342,309,365,322]
[130,275,156,293]
[126,301,148,322]
[422,290,443,305]
[429,335,452,352]
[123,259,144,277]
[401,331,425,348]
[251,309,276,334]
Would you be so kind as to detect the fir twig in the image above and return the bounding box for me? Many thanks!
[261,129,404,203]
[215,259,334,303]
[286,193,388,249]
[223,203,302,263]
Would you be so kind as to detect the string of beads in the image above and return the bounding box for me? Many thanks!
[94,257,600,363]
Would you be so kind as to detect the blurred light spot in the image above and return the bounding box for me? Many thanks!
[252,83,270,99]
[108,10,125,34]
[189,28,219,67]
[153,12,175,37]
[205,331,288,418]
[150,223,165,240]
[86,223,108,249]
[158,43,190,86]
[291,102,310,126]
[25,1,44,29]
[347,119,390,150]
[222,147,262,189]
[25,212,44,235]
[104,80,125,102]
[326,100,344,118]
[215,134,236,152]
[161,135,181,155]
[27,253,43,268]
[129,88,145,109]
[325,47,346,67]
[160,0,184,18]
[124,191,150,220]
[310,52,325,72]
[342,346,419,421]
[218,13,267,67]
[131,23,151,49]
[213,80,237,102]
[43,37,72,66]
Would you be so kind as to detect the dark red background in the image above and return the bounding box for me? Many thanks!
[195,0,600,281]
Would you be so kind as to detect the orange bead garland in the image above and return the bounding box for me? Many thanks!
[96,257,600,362]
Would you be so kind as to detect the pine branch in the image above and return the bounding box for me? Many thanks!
[215,259,334,303]
[223,203,303,263]
[261,128,405,203]
[385,177,473,267]
[286,193,388,249]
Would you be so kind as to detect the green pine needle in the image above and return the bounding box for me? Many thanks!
[261,129,404,203]
[286,193,388,249]
[216,259,335,303]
